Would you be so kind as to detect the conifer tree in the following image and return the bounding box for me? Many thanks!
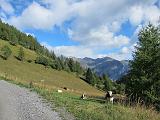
[9,34,18,46]
[55,59,63,70]
[50,51,56,60]
[17,47,25,61]
[102,74,113,91]
[126,24,160,105]
[75,61,83,74]
[68,58,75,72]
[85,68,95,85]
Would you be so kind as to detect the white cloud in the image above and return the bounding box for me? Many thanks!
[9,2,53,29]
[0,0,14,14]
[8,1,75,29]
[41,42,95,58]
[68,25,130,49]
[144,5,160,25]
[66,0,159,52]
[101,45,136,60]
[109,21,121,32]
[26,32,35,37]
[41,41,137,60]
[129,5,160,26]
[87,26,130,48]
[54,46,94,58]
[0,11,7,20]
[4,0,160,60]
[121,47,130,54]
[68,29,74,39]
[129,6,144,25]
[7,0,160,32]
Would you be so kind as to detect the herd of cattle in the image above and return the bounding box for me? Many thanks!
[57,88,126,104]
[81,91,115,103]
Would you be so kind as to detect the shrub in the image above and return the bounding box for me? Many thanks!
[17,47,25,61]
[0,45,12,60]
[27,59,32,63]
[35,56,49,66]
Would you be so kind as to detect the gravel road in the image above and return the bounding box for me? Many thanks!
[0,80,67,120]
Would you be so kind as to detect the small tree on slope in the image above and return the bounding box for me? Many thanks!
[17,47,25,61]
[85,68,95,85]
[0,45,12,60]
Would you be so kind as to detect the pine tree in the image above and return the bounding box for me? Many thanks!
[9,34,18,46]
[102,74,113,91]
[68,58,75,72]
[63,59,71,72]
[126,24,160,105]
[75,61,83,74]
[55,59,63,70]
[50,51,56,60]
[85,68,95,85]
[17,47,25,61]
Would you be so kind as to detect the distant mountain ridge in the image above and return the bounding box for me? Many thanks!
[74,57,130,80]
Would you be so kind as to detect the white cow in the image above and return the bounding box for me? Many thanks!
[105,91,114,103]
[109,97,114,103]
[57,89,62,93]
[81,93,87,99]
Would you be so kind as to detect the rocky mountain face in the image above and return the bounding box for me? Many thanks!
[76,57,130,80]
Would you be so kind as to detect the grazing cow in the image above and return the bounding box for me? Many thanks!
[105,91,114,103]
[81,93,87,99]
[63,87,69,90]
[109,97,114,104]
[57,89,62,93]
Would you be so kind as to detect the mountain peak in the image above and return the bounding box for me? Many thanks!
[78,56,129,80]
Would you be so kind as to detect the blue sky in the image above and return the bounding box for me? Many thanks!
[0,0,160,60]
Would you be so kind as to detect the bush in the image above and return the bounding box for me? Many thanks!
[27,59,32,63]
[113,83,125,94]
[9,39,18,46]
[35,56,49,66]
[0,45,12,60]
[17,47,25,61]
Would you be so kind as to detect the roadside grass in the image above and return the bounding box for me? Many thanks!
[31,88,160,120]
[1,40,160,120]
[0,40,103,96]
[2,78,160,120]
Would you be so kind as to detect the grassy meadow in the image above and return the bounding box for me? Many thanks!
[1,78,160,120]
[0,40,103,96]
[36,88,160,120]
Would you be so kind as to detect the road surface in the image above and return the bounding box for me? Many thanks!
[0,80,69,120]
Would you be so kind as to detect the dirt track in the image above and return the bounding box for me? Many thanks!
[0,80,62,120]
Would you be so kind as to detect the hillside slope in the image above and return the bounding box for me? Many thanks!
[0,40,103,96]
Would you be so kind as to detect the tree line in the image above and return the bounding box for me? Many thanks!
[0,43,117,92]
[0,19,84,74]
